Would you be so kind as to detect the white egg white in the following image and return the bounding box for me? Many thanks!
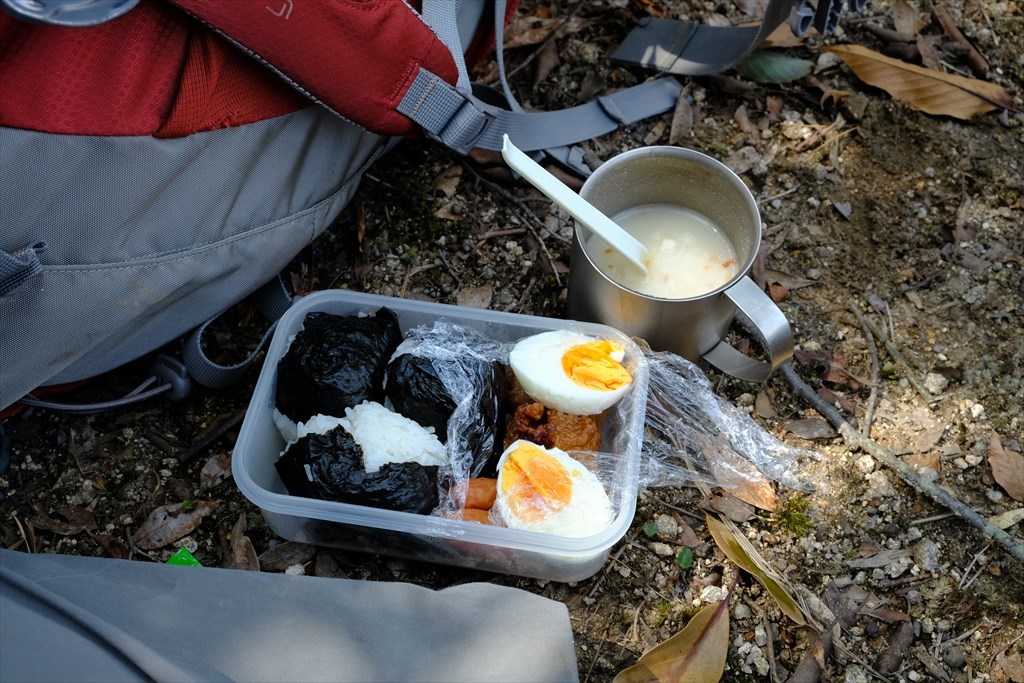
[509,330,631,415]
[492,440,614,537]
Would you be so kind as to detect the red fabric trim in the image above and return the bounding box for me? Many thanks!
[0,2,188,135]
[169,0,459,137]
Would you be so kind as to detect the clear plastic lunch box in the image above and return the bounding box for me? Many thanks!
[233,290,649,582]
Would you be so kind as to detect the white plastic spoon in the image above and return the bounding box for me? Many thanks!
[500,134,649,275]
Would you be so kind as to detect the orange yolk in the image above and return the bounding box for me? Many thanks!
[500,443,575,523]
[561,340,632,392]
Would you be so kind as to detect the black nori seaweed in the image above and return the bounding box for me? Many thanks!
[384,354,508,478]
[275,308,402,423]
[275,426,439,515]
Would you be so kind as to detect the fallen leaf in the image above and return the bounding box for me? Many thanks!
[200,453,231,491]
[705,514,807,625]
[432,165,462,198]
[989,433,1024,502]
[953,194,978,242]
[533,41,560,87]
[892,0,926,35]
[755,390,777,419]
[669,87,694,144]
[781,418,838,441]
[30,506,97,535]
[989,508,1024,530]
[132,500,217,550]
[793,348,869,390]
[230,513,259,571]
[863,605,910,622]
[817,386,860,417]
[904,451,941,474]
[706,447,777,512]
[258,541,317,572]
[433,202,463,221]
[455,285,493,309]
[993,649,1024,683]
[786,630,826,683]
[88,531,130,560]
[833,201,852,219]
[761,21,804,48]
[768,282,789,303]
[613,599,729,683]
[763,268,818,291]
[876,620,915,675]
[315,550,350,579]
[848,547,914,568]
[701,489,757,522]
[736,50,813,83]
[733,0,767,18]
[824,44,1014,120]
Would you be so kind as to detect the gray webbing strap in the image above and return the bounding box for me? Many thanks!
[422,0,470,92]
[610,0,796,77]
[182,276,293,388]
[399,71,683,154]
[611,0,866,76]
[0,241,46,297]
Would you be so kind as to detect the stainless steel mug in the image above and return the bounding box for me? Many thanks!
[567,146,793,382]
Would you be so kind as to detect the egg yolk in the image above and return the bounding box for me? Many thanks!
[500,443,575,523]
[561,340,632,392]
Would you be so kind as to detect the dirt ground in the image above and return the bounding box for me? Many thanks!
[2,1,1022,681]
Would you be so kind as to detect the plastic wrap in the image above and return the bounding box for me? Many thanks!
[275,308,402,423]
[381,321,510,512]
[640,349,818,494]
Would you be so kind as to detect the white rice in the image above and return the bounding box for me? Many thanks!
[340,401,447,472]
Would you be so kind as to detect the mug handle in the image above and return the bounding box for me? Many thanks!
[702,276,794,382]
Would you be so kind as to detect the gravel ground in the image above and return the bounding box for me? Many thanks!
[2,1,1023,681]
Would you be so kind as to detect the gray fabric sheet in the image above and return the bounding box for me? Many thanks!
[0,549,580,683]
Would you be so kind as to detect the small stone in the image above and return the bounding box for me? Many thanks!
[655,513,679,540]
[807,267,821,280]
[943,646,967,669]
[908,670,923,681]
[754,625,768,647]
[733,603,752,620]
[913,538,941,572]
[736,393,755,407]
[899,377,910,388]
[700,585,727,603]
[865,471,897,499]
[971,403,985,418]
[954,457,970,470]
[987,489,1005,503]
[936,618,953,633]
[921,617,935,634]
[650,542,675,557]
[965,454,984,467]
[924,372,949,395]
[855,455,876,474]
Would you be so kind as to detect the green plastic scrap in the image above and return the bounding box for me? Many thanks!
[167,547,202,567]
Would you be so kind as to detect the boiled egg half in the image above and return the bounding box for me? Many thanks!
[492,440,613,537]
[509,330,632,415]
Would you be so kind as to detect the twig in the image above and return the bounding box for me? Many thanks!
[859,313,937,405]
[850,302,881,437]
[933,6,989,77]
[781,362,1024,565]
[177,408,247,465]
[399,262,440,298]
[476,228,527,244]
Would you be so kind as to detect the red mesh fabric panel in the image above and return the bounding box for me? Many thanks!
[0,2,188,135]
[155,30,311,138]
[169,0,459,137]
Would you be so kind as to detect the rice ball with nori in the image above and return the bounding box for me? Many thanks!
[275,308,402,424]
[274,402,446,514]
[384,340,508,478]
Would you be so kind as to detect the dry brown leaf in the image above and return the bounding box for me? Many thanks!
[892,0,926,35]
[824,44,1014,120]
[669,88,694,144]
[613,599,729,683]
[904,451,941,474]
[200,452,232,491]
[258,541,317,572]
[705,514,807,625]
[706,448,777,512]
[989,508,1024,530]
[761,21,804,48]
[781,418,838,441]
[989,433,1024,501]
[230,513,260,571]
[132,501,217,550]
[755,390,777,419]
[877,621,915,675]
[701,489,757,523]
[432,165,462,198]
[993,649,1024,683]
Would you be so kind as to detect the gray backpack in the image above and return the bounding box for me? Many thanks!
[0,0,836,413]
